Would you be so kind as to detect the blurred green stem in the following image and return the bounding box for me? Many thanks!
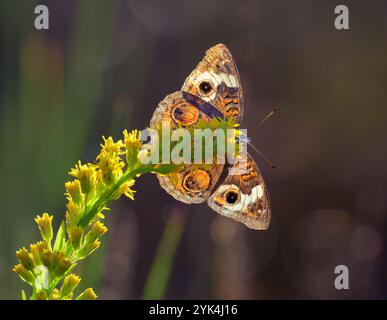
[143,211,187,299]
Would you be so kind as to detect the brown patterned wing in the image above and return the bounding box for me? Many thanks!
[181,43,244,121]
[150,91,224,204]
[207,154,271,230]
[149,44,244,204]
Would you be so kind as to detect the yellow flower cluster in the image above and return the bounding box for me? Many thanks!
[13,120,238,300]
[13,130,144,300]
[13,216,93,300]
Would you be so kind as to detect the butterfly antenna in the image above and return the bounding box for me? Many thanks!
[250,108,277,136]
[248,142,277,170]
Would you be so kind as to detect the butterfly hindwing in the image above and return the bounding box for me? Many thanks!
[150,91,224,204]
[207,154,271,230]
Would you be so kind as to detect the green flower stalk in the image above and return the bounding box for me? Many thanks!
[13,119,239,300]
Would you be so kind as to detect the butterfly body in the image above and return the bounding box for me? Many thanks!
[150,44,271,230]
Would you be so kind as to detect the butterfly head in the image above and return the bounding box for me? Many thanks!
[237,130,251,145]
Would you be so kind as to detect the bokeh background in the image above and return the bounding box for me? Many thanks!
[1,0,387,299]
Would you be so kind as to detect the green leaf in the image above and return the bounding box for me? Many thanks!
[54,221,66,251]
[21,290,27,300]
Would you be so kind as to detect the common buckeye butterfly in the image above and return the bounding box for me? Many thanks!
[150,44,270,230]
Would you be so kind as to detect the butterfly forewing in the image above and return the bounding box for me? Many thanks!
[181,43,244,121]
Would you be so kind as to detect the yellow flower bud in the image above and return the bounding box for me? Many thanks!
[62,293,73,300]
[35,213,53,244]
[49,288,61,300]
[123,129,142,150]
[69,161,96,195]
[66,201,80,228]
[51,251,72,276]
[123,129,142,166]
[76,288,97,300]
[35,291,47,300]
[84,221,108,245]
[65,180,83,204]
[97,149,125,185]
[29,241,48,266]
[60,274,81,297]
[123,180,136,200]
[41,250,51,267]
[78,240,100,259]
[97,212,106,219]
[16,247,34,271]
[12,264,34,284]
[29,243,41,265]
[100,136,123,156]
[69,226,83,249]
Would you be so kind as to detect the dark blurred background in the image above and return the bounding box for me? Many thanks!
[1,0,387,299]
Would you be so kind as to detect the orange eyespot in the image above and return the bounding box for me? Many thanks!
[198,81,214,96]
[183,169,211,193]
[171,103,199,126]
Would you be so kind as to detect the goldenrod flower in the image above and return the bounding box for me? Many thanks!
[123,129,142,166]
[97,136,125,182]
[16,248,34,271]
[76,288,97,300]
[49,289,61,300]
[35,213,53,244]
[61,274,81,297]
[100,136,123,155]
[65,180,83,204]
[114,179,136,200]
[123,129,142,149]
[62,293,73,300]
[35,291,48,300]
[29,243,41,265]
[13,264,34,284]
[15,121,234,299]
[97,151,125,184]
[84,221,108,245]
[65,201,80,228]
[69,226,83,250]
[49,251,72,277]
[29,241,48,266]
[97,212,106,219]
[69,161,96,195]
[78,240,100,259]
[123,180,136,200]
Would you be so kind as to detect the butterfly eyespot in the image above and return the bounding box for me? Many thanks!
[183,169,211,193]
[171,103,199,126]
[225,191,239,204]
[198,81,214,96]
